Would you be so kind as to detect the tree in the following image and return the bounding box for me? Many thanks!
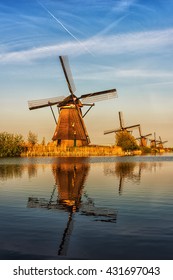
[27,131,38,146]
[115,130,139,151]
[0,132,25,157]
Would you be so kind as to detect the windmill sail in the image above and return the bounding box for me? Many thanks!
[104,128,121,135]
[157,136,168,149]
[59,56,76,95]
[28,96,65,110]
[79,89,117,103]
[104,111,140,135]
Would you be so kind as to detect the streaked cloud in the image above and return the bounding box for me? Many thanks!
[112,0,137,13]
[37,0,94,56]
[1,27,173,63]
[75,68,173,81]
[115,69,173,78]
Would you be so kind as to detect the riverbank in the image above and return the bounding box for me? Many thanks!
[21,142,142,157]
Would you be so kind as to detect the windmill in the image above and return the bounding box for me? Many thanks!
[136,126,152,147]
[28,56,117,147]
[104,111,140,136]
[149,132,160,148]
[157,136,168,149]
[27,158,117,256]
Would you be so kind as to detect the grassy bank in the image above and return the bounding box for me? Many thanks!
[21,143,136,157]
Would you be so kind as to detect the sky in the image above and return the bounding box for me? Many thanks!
[1,0,173,146]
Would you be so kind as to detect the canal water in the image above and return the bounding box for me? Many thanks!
[0,155,173,260]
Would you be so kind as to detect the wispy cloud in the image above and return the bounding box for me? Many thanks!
[111,0,156,16]
[74,66,173,82]
[112,0,137,13]
[1,27,173,63]
[95,14,129,36]
[115,69,173,78]
[37,0,94,56]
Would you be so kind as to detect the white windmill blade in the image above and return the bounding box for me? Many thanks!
[79,89,117,103]
[59,56,76,95]
[28,96,66,110]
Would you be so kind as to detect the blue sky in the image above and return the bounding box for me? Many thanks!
[1,0,173,146]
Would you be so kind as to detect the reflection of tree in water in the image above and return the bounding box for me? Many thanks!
[27,164,37,179]
[0,164,38,181]
[27,158,117,256]
[0,164,24,180]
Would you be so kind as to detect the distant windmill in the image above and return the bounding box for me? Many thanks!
[136,126,152,147]
[157,136,168,149]
[28,56,117,147]
[149,132,160,148]
[104,111,140,136]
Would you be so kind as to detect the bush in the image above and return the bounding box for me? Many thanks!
[116,130,139,151]
[0,132,25,157]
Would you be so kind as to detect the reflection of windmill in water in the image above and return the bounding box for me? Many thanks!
[115,162,142,195]
[104,111,140,137]
[52,158,89,255]
[27,158,117,256]
[28,56,117,147]
[136,126,152,147]
[104,162,142,195]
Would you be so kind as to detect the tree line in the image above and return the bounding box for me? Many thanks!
[0,131,38,157]
[0,130,140,157]
[1,130,168,157]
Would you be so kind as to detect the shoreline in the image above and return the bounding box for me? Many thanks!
[20,144,143,157]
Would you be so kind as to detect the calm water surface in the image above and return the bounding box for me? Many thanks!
[0,155,173,260]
